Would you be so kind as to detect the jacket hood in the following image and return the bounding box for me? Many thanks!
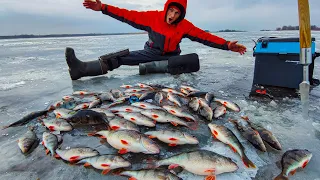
[163,0,187,24]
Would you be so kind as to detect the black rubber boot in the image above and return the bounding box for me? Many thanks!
[65,47,105,80]
[65,47,130,80]
[139,61,169,75]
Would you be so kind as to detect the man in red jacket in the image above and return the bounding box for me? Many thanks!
[66,0,246,80]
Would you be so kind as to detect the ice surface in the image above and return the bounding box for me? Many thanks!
[0,31,320,180]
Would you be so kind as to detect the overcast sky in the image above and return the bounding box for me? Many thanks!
[0,0,319,35]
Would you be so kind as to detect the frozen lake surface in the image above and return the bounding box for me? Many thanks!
[0,31,319,180]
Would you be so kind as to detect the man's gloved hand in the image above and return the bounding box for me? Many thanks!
[228,41,247,55]
[83,0,102,11]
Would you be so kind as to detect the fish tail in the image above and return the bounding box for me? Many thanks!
[242,155,256,168]
[2,126,9,130]
[274,173,288,180]
[112,169,124,176]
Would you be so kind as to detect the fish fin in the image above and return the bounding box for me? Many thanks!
[290,169,297,175]
[54,154,61,159]
[153,120,157,124]
[228,144,237,153]
[148,135,156,139]
[100,136,107,139]
[130,118,136,121]
[41,141,44,145]
[128,177,137,180]
[169,144,177,147]
[111,126,120,130]
[242,155,256,169]
[101,164,110,167]
[48,126,55,131]
[205,175,216,180]
[45,149,50,155]
[302,160,309,168]
[121,140,129,145]
[84,162,91,167]
[170,122,178,127]
[168,164,180,170]
[170,110,176,114]
[169,138,178,141]
[274,174,289,180]
[118,148,128,154]
[87,133,96,137]
[185,117,193,121]
[69,156,80,162]
[101,169,110,175]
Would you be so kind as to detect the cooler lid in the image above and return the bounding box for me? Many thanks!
[254,37,316,54]
[257,37,316,42]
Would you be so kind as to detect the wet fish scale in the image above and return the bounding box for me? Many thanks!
[77,155,131,170]
[156,150,238,176]
[120,170,180,180]
[42,132,58,155]
[274,149,312,180]
[109,117,139,131]
[96,130,160,154]
[230,120,266,152]
[18,128,37,154]
[66,110,108,125]
[208,123,256,168]
[145,130,199,145]
[141,109,188,127]
[115,112,155,127]
[56,148,99,162]
[162,105,196,121]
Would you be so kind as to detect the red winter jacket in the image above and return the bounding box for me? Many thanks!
[101,0,230,55]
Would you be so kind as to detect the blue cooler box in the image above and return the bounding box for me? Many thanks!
[253,37,316,89]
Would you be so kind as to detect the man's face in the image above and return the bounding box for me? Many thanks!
[166,7,181,24]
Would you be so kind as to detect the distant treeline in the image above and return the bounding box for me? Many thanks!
[276,25,320,31]
[217,29,246,32]
[0,32,147,40]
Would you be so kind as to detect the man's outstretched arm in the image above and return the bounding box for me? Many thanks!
[83,0,156,32]
[184,22,246,54]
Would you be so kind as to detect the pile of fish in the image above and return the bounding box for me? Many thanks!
[3,83,313,180]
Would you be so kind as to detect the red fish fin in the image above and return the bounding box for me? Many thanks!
[152,115,159,118]
[54,154,61,159]
[242,155,256,169]
[129,177,137,180]
[169,138,178,141]
[213,130,219,136]
[87,133,95,137]
[170,122,178,126]
[302,160,309,168]
[111,126,120,130]
[168,164,180,169]
[84,162,91,167]
[118,148,128,154]
[153,120,157,124]
[69,156,80,161]
[45,149,50,155]
[130,118,136,121]
[41,141,44,145]
[228,144,237,153]
[290,169,297,175]
[185,117,192,121]
[205,175,216,180]
[48,126,55,131]
[125,109,133,112]
[101,169,110,175]
[121,140,129,145]
[148,135,156,139]
[100,136,107,139]
[170,110,176,114]
[169,144,177,147]
[101,164,110,167]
